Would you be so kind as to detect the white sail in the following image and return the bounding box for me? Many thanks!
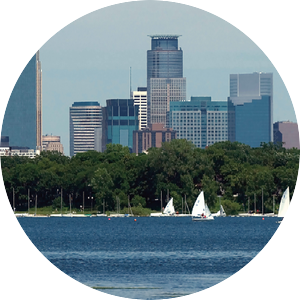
[220,205,225,216]
[205,204,212,216]
[192,192,206,216]
[192,191,214,221]
[278,187,290,218]
[212,204,226,217]
[163,197,175,215]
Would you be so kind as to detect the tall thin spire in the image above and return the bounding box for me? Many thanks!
[130,67,132,99]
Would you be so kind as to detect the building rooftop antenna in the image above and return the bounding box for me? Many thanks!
[130,67,132,99]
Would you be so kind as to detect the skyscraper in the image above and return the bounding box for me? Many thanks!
[69,101,102,156]
[1,51,42,150]
[102,99,139,152]
[169,97,234,148]
[147,35,186,126]
[132,87,147,130]
[229,72,273,147]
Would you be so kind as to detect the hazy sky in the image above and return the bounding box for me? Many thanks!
[1,1,300,299]
[32,1,295,155]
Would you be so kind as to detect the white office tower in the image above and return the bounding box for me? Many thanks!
[132,87,147,130]
[69,101,102,156]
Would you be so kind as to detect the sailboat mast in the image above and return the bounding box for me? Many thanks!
[61,188,63,215]
[13,187,15,212]
[35,194,37,216]
[262,188,264,215]
[69,194,71,214]
[28,189,30,214]
[83,191,85,213]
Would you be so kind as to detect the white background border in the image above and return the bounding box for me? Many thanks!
[0,1,299,299]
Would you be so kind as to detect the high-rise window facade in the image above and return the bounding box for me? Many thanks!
[1,51,42,150]
[169,97,232,148]
[132,87,147,130]
[233,96,271,147]
[102,99,139,152]
[147,35,186,127]
[229,72,273,147]
[69,102,102,156]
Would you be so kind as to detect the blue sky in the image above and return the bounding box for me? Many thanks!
[37,1,295,156]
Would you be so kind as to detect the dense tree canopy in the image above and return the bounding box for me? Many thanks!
[1,140,299,214]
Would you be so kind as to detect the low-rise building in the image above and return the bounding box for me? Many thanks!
[42,135,64,154]
[273,121,300,149]
[133,123,176,154]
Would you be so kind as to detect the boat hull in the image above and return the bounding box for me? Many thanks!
[192,216,214,221]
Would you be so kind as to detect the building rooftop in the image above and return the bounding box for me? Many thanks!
[72,101,100,107]
[148,34,181,39]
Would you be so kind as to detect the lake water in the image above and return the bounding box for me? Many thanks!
[18,216,280,299]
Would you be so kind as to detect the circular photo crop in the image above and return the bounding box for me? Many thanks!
[1,1,299,300]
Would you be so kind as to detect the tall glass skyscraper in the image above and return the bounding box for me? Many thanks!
[69,101,102,156]
[147,35,186,126]
[102,99,139,152]
[229,72,273,147]
[1,51,42,150]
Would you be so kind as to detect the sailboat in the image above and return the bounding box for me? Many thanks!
[278,187,290,219]
[162,197,175,216]
[212,205,226,217]
[192,191,214,221]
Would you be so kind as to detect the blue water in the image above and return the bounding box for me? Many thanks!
[18,216,279,299]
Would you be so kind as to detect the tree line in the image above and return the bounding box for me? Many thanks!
[1,140,299,215]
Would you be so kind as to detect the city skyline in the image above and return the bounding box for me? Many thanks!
[1,1,300,300]
[31,1,295,156]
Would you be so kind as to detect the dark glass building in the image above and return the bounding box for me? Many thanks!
[229,72,273,145]
[147,35,186,126]
[1,52,42,149]
[231,95,271,147]
[102,99,139,152]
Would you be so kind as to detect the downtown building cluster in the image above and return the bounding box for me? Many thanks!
[69,34,298,156]
[1,36,299,157]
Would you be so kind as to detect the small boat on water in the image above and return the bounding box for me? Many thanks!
[192,191,214,221]
[150,197,175,217]
[163,197,175,216]
[211,205,226,217]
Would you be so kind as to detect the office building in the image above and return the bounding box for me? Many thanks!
[133,123,176,154]
[147,35,186,127]
[169,97,233,148]
[1,51,42,150]
[69,102,102,156]
[42,135,64,154]
[273,121,300,149]
[102,99,139,152]
[0,136,9,147]
[132,87,147,130]
[0,148,40,158]
[229,72,273,146]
